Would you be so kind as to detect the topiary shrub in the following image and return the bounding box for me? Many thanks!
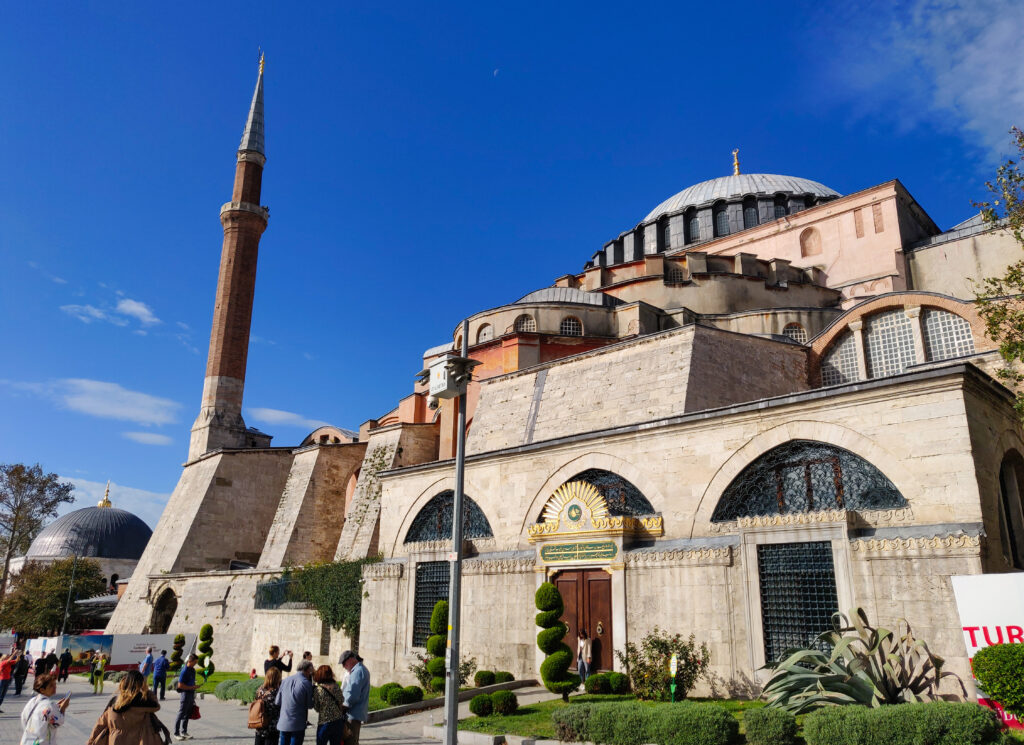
[474,670,496,687]
[608,671,630,694]
[648,702,740,745]
[214,679,241,700]
[491,689,518,715]
[802,702,1006,745]
[426,600,449,693]
[378,682,401,702]
[535,581,580,702]
[169,634,185,672]
[744,707,797,745]
[493,671,514,684]
[587,702,653,745]
[973,642,1024,716]
[584,671,611,694]
[469,693,493,716]
[386,685,425,706]
[551,703,593,742]
[197,624,215,680]
[234,677,264,704]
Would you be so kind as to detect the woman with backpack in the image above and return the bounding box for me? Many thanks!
[85,670,168,745]
[250,666,282,745]
[311,666,346,745]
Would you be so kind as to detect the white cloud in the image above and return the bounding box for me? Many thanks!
[59,477,172,530]
[3,378,180,426]
[122,431,175,446]
[247,407,329,430]
[51,276,67,285]
[60,304,128,326]
[116,298,161,326]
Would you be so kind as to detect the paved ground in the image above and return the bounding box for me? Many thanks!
[0,674,555,744]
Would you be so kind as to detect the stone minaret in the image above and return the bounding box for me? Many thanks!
[189,57,271,461]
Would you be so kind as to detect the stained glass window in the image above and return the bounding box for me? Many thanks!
[404,491,494,543]
[821,332,860,386]
[562,469,655,517]
[864,310,915,378]
[758,541,838,663]
[413,561,449,646]
[922,309,975,361]
[711,440,906,522]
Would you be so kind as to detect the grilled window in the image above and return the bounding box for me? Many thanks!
[413,561,449,646]
[922,309,975,361]
[711,440,906,522]
[663,222,673,250]
[687,215,700,243]
[560,317,583,336]
[774,203,787,219]
[554,469,655,518]
[864,310,916,378]
[666,267,686,284]
[404,491,493,543]
[758,541,839,663]
[743,206,759,229]
[821,332,860,386]
[782,323,807,344]
[513,314,536,333]
[714,209,730,238]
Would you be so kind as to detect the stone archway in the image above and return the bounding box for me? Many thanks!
[150,588,177,634]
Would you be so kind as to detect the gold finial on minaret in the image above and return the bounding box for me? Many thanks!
[732,149,741,176]
[98,480,112,508]
[259,51,265,75]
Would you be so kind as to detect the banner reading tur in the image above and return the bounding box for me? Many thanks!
[951,573,1024,730]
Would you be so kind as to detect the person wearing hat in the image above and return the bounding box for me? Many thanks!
[339,651,369,745]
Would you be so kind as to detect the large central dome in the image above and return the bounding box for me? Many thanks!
[644,173,840,222]
[27,506,152,560]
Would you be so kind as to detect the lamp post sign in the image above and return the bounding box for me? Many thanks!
[670,653,678,703]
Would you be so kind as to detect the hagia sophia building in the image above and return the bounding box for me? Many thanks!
[106,61,1024,692]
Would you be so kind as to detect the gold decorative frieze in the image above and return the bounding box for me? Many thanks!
[529,480,663,543]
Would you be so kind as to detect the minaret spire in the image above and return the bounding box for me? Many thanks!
[189,58,272,460]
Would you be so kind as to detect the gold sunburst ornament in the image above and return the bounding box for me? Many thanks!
[542,480,608,523]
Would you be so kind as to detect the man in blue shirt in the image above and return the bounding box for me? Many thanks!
[152,649,170,700]
[174,653,200,741]
[275,659,314,745]
[340,650,370,745]
[139,646,154,684]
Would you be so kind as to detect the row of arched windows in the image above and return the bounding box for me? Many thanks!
[660,195,818,248]
[820,308,976,387]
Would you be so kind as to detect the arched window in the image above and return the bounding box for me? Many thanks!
[821,331,860,386]
[743,199,759,229]
[998,452,1024,569]
[711,440,906,522]
[782,323,807,344]
[546,469,656,519]
[150,588,177,635]
[560,317,583,336]
[774,197,788,219]
[513,314,536,333]
[686,211,700,244]
[922,309,975,361]
[405,491,494,543]
[863,310,915,378]
[477,324,494,343]
[799,227,822,257]
[662,219,672,250]
[714,206,730,238]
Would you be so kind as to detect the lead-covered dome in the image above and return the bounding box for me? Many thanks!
[644,174,839,222]
[27,506,152,560]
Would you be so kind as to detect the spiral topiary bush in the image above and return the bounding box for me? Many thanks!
[197,624,215,679]
[535,581,580,701]
[426,599,449,693]
[170,634,185,672]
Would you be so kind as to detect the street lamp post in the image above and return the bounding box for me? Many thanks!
[60,553,79,637]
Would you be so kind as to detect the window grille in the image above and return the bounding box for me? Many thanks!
[514,315,536,333]
[477,324,493,343]
[666,267,686,284]
[560,317,583,336]
[821,332,859,386]
[404,490,494,543]
[782,323,807,344]
[561,469,655,517]
[714,209,730,237]
[758,541,839,664]
[922,309,974,361]
[864,310,916,378]
[413,561,449,646]
[774,203,787,219]
[711,440,906,522]
[743,206,759,229]
[663,222,672,249]
[687,216,700,243]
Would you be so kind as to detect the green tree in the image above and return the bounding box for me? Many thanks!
[0,463,75,594]
[975,127,1024,412]
[0,557,106,635]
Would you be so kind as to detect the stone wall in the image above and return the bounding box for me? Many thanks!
[251,608,352,672]
[907,227,1020,300]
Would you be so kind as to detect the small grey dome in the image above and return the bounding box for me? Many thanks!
[27,506,152,560]
[644,174,840,223]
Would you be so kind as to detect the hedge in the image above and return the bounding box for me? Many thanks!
[802,702,1006,745]
[973,643,1024,717]
[385,685,424,706]
[214,679,240,700]
[744,707,797,745]
[493,671,514,684]
[378,682,401,702]
[469,693,493,716]
[491,689,518,715]
[552,703,593,742]
[234,677,264,704]
[550,701,738,745]
[475,670,496,687]
[586,672,612,694]
[608,671,630,694]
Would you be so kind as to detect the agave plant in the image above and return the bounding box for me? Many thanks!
[760,607,966,714]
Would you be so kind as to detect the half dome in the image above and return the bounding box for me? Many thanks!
[644,174,840,223]
[27,506,152,560]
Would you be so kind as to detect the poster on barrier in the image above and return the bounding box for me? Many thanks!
[0,634,15,653]
[45,633,196,672]
[951,573,1024,730]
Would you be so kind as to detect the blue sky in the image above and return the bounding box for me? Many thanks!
[1,0,1021,528]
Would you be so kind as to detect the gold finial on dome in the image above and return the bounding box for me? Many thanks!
[732,148,740,176]
[98,480,112,508]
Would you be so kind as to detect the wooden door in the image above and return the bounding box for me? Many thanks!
[552,569,614,672]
